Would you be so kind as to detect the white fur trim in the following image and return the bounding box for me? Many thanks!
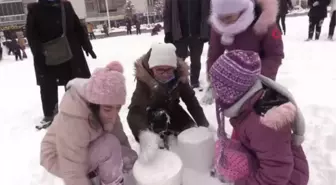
[259,75,305,145]
[260,102,297,130]
[211,0,251,15]
[209,1,255,45]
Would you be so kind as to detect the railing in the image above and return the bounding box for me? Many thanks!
[0,0,23,4]
[86,11,123,18]
[0,14,26,26]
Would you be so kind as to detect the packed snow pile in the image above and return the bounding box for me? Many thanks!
[133,150,183,185]
[177,127,215,173]
[182,168,224,185]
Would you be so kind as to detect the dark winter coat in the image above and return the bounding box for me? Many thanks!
[229,81,309,185]
[163,0,210,42]
[0,43,2,60]
[135,21,141,29]
[207,22,284,80]
[308,0,331,18]
[126,19,132,30]
[278,0,293,16]
[127,51,209,141]
[26,0,92,86]
[10,39,21,52]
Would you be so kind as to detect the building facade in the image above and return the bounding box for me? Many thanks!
[0,0,26,27]
[85,0,126,22]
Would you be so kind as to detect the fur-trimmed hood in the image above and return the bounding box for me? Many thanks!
[224,76,305,145]
[134,50,189,89]
[210,0,278,35]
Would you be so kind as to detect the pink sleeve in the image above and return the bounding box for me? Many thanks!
[207,28,225,80]
[235,115,294,185]
[260,24,284,80]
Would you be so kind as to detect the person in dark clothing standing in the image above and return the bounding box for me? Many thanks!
[307,0,331,40]
[328,0,336,39]
[277,0,293,35]
[126,18,132,35]
[0,42,3,61]
[135,20,141,35]
[26,0,96,128]
[163,0,210,88]
[11,39,22,61]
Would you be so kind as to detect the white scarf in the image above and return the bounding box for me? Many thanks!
[209,1,255,45]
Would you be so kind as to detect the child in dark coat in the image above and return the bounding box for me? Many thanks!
[209,50,309,185]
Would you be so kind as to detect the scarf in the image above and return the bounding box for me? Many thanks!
[209,1,255,45]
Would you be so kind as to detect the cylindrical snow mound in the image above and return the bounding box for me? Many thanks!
[177,127,215,172]
[133,150,183,185]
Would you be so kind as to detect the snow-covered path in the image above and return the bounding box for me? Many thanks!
[1,16,336,185]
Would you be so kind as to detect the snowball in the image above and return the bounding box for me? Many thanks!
[133,150,183,185]
[177,127,215,173]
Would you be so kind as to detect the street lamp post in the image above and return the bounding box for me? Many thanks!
[146,0,150,25]
[105,0,111,30]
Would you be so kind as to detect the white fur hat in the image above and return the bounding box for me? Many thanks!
[148,42,177,69]
[211,0,251,15]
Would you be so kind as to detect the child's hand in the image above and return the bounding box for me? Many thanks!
[202,85,215,105]
[313,1,319,6]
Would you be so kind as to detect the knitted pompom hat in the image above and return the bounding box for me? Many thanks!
[81,61,126,105]
[210,50,261,109]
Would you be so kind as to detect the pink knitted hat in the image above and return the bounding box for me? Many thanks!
[81,61,126,105]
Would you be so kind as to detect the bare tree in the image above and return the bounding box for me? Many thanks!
[154,0,164,19]
[124,0,135,18]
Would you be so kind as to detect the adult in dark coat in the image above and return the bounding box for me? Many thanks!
[307,0,331,40]
[277,0,293,35]
[26,0,96,126]
[126,18,132,35]
[163,0,210,88]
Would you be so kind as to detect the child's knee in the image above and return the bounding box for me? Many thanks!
[89,133,122,158]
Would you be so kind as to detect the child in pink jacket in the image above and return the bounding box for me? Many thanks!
[40,61,137,185]
[209,50,309,185]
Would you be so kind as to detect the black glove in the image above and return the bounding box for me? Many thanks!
[164,32,173,43]
[85,50,97,59]
[200,37,209,43]
[147,107,171,133]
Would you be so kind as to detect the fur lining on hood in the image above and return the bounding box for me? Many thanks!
[260,102,297,131]
[134,50,189,89]
[259,75,305,145]
[254,0,279,34]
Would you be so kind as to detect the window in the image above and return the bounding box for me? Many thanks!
[147,0,154,6]
[85,1,95,12]
[0,2,24,16]
[98,0,116,12]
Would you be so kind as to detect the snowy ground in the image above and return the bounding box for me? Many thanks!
[1,16,336,185]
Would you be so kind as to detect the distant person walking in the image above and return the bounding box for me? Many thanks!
[87,23,96,39]
[277,0,293,35]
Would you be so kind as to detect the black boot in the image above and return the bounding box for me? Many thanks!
[315,32,320,40]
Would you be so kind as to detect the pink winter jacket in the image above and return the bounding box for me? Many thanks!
[40,79,133,185]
